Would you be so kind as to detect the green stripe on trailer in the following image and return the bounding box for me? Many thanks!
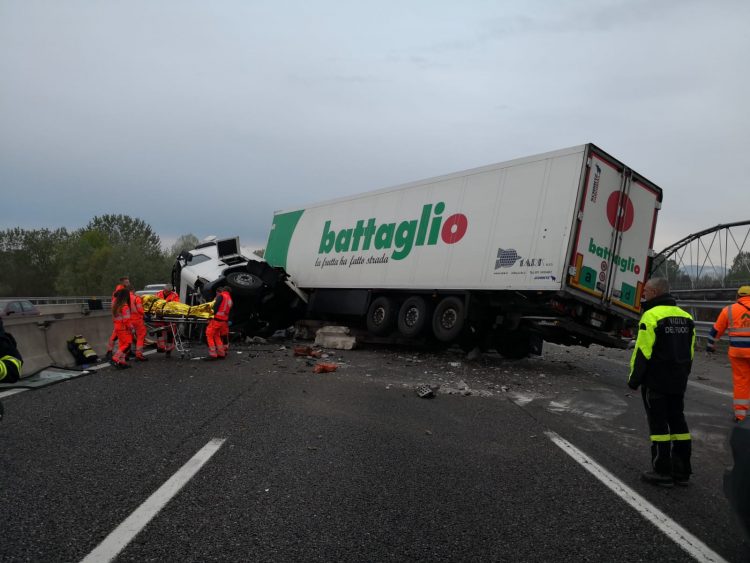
[265,210,304,268]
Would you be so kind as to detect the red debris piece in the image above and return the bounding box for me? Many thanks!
[313,363,338,373]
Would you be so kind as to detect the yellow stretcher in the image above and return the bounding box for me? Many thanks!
[141,295,215,359]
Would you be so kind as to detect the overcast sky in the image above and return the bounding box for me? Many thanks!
[1,0,748,253]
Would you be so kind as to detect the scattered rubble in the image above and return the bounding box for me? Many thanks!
[293,346,323,358]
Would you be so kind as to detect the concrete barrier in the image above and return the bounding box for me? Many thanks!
[2,312,113,376]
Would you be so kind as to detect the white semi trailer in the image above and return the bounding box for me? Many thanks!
[264,143,661,356]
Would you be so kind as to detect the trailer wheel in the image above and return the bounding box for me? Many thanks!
[366,296,397,336]
[432,296,465,342]
[496,330,531,359]
[397,296,431,338]
[225,271,263,295]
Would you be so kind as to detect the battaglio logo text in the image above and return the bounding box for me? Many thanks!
[319,202,468,260]
[588,238,640,274]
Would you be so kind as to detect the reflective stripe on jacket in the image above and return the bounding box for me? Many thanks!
[0,355,22,383]
[0,324,23,383]
[708,296,750,358]
[130,293,145,319]
[629,293,695,394]
[113,304,133,330]
[213,291,233,321]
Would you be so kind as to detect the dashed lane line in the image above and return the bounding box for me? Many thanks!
[546,431,728,563]
[80,437,226,563]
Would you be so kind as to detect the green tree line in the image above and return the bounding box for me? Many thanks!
[0,215,199,297]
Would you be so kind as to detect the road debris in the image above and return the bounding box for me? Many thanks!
[313,362,338,373]
[294,345,323,358]
[415,385,435,399]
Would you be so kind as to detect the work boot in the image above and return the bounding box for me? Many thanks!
[672,474,690,487]
[165,350,172,358]
[641,471,674,488]
[135,355,148,362]
[203,356,219,362]
[105,351,112,361]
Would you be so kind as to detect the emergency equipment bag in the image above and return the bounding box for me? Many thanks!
[67,335,98,365]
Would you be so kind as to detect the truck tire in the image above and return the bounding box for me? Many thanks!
[496,330,531,359]
[225,271,264,296]
[432,296,465,342]
[366,296,397,336]
[397,296,431,338]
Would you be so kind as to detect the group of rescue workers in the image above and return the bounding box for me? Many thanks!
[105,276,233,369]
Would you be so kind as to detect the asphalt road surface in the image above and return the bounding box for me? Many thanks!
[1,338,747,562]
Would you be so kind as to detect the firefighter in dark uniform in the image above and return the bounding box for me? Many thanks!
[0,318,23,421]
[628,277,695,487]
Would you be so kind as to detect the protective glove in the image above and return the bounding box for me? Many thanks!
[627,380,639,390]
[228,321,233,327]
[706,345,715,354]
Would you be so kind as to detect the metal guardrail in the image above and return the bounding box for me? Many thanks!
[676,300,728,341]
[24,296,110,305]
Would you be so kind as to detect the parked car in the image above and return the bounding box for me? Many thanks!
[725,417,750,539]
[135,284,168,297]
[0,299,41,317]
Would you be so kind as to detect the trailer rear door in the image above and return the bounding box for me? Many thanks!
[567,145,662,317]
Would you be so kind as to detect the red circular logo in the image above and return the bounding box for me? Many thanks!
[606,192,634,232]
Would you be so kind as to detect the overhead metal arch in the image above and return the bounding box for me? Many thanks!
[651,220,750,289]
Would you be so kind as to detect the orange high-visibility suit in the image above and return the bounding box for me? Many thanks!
[206,289,232,359]
[112,303,133,367]
[107,283,128,355]
[707,288,750,421]
[130,292,148,361]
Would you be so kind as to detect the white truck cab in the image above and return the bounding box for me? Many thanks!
[172,236,306,336]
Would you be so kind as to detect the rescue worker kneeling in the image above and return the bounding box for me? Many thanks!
[205,286,233,361]
[0,318,23,421]
[628,277,695,487]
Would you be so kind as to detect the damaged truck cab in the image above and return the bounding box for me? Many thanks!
[172,236,306,337]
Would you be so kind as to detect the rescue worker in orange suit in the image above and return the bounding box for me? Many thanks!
[205,286,233,360]
[130,290,148,361]
[707,285,750,422]
[155,284,179,357]
[106,276,130,361]
[0,318,23,421]
[111,288,134,369]
[628,277,695,488]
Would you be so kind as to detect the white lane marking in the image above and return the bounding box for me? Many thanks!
[545,431,727,563]
[687,381,733,398]
[0,388,27,399]
[89,349,159,371]
[0,349,160,399]
[81,438,226,563]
